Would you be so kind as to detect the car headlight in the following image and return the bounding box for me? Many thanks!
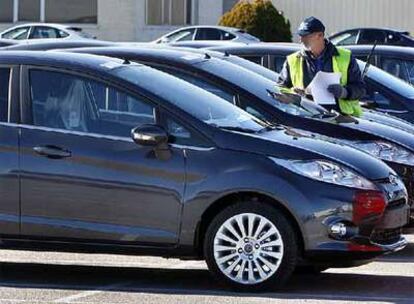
[346,141,414,166]
[270,157,376,190]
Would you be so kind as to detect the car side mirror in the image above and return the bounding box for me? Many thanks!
[131,124,169,148]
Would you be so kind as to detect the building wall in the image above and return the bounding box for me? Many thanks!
[271,0,414,40]
[3,1,412,43]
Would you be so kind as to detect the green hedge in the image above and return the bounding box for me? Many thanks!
[219,0,292,42]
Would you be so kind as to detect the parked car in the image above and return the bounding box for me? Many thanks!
[62,46,414,228]
[152,26,260,44]
[1,39,117,51]
[0,51,409,290]
[0,23,95,41]
[344,45,414,85]
[207,43,414,124]
[329,28,414,47]
[169,40,248,49]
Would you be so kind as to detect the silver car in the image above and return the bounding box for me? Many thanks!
[152,25,260,44]
[0,23,95,41]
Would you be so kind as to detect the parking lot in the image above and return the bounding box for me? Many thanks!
[0,235,410,304]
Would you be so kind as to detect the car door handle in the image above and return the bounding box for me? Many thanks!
[33,145,72,159]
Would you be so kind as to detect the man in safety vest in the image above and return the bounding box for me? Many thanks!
[277,16,366,117]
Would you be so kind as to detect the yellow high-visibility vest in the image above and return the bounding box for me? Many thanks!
[287,48,363,117]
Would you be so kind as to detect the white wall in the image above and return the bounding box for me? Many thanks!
[271,0,414,40]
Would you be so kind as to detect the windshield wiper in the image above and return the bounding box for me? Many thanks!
[311,112,338,119]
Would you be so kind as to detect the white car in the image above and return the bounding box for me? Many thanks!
[0,23,95,41]
[152,26,260,44]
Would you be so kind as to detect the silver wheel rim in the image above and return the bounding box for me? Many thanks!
[213,212,284,285]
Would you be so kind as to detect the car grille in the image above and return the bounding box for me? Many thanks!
[371,228,402,245]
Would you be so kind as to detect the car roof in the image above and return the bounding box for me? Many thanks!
[208,42,301,54]
[4,23,74,30]
[330,27,410,36]
[2,39,117,50]
[0,51,142,75]
[59,46,215,66]
[169,25,241,32]
[344,44,414,56]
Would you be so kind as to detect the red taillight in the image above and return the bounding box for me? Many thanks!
[353,191,386,225]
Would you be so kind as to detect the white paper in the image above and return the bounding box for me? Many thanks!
[306,71,341,105]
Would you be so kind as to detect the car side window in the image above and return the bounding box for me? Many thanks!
[30,27,60,39]
[29,69,156,137]
[273,56,286,73]
[195,28,222,40]
[362,86,405,111]
[404,60,414,85]
[381,58,409,83]
[2,27,30,40]
[330,30,359,45]
[358,30,387,44]
[166,29,195,42]
[157,67,236,103]
[163,115,209,147]
[0,68,10,122]
[58,30,69,38]
[239,55,263,65]
[221,31,236,40]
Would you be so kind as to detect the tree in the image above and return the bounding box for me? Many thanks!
[219,0,292,42]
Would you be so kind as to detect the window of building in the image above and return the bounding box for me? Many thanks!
[0,0,97,24]
[45,0,97,23]
[146,0,192,25]
[0,0,14,22]
[18,0,40,22]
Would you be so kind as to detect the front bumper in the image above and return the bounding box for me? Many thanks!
[303,179,409,266]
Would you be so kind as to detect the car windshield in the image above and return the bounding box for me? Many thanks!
[110,65,268,133]
[196,59,330,118]
[358,60,414,99]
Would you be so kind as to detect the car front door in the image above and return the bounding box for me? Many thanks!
[0,66,20,235]
[19,67,185,246]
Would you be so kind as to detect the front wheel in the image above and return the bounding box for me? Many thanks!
[204,201,298,291]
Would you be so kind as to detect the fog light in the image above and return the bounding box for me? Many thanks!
[330,223,347,237]
[328,221,357,240]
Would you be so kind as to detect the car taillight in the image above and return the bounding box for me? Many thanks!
[353,190,386,225]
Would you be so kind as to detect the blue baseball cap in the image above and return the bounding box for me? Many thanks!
[297,16,325,36]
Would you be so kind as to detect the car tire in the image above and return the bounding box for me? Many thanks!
[204,200,298,291]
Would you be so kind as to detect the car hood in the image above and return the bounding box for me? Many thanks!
[362,110,414,135]
[325,116,414,152]
[214,127,394,181]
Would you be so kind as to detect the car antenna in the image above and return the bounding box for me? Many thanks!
[123,58,131,65]
[361,40,378,80]
[204,53,211,59]
[224,51,230,57]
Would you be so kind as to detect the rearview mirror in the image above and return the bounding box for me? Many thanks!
[131,124,168,148]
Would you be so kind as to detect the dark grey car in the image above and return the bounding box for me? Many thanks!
[0,51,409,291]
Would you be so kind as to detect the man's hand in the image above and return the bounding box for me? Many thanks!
[293,87,306,96]
[328,84,348,99]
